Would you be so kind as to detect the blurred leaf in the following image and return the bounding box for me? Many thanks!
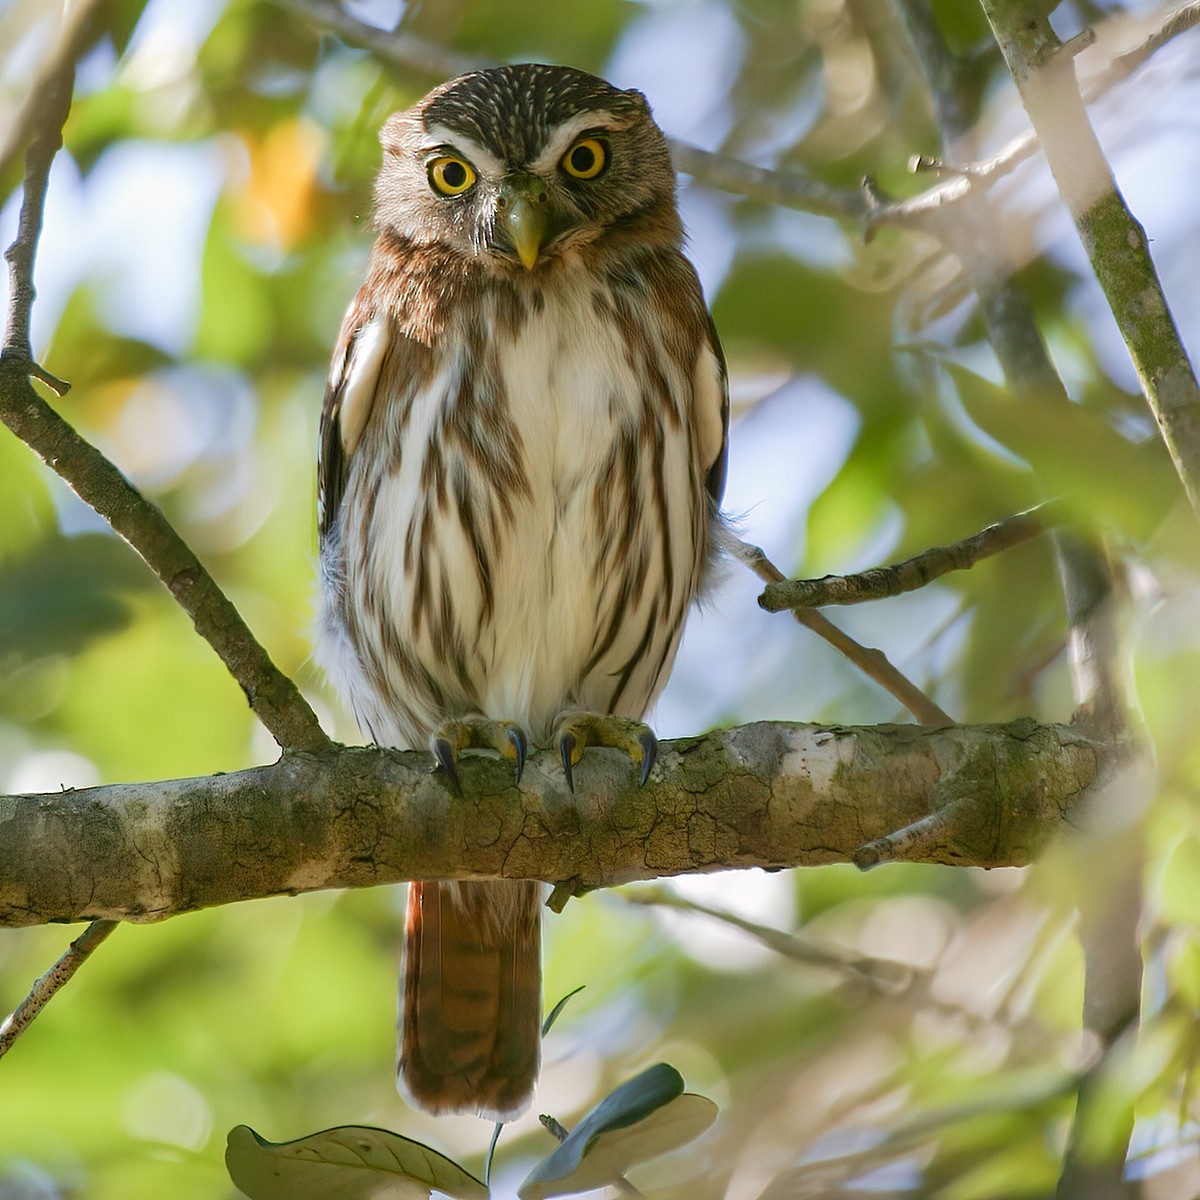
[542,985,586,1036]
[109,0,153,56]
[43,287,173,392]
[225,1124,488,1200]
[64,87,140,173]
[453,0,634,71]
[0,437,55,557]
[519,1064,717,1200]
[198,0,321,131]
[0,533,150,662]
[1158,835,1200,926]
[946,363,1178,537]
[194,197,274,365]
[713,251,894,400]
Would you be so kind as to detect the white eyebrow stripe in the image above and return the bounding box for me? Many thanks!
[421,124,506,176]
[530,110,622,173]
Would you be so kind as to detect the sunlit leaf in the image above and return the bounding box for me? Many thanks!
[225,1124,488,1200]
[518,1064,717,1200]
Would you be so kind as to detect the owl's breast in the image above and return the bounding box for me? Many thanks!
[329,268,708,745]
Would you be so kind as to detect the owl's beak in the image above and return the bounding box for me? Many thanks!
[496,178,554,271]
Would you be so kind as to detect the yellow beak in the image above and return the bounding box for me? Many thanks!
[500,193,551,271]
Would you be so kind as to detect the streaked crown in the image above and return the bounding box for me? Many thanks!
[419,64,647,166]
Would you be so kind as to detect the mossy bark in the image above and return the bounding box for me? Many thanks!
[0,719,1111,927]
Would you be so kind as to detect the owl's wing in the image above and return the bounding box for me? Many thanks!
[701,314,730,509]
[318,298,392,544]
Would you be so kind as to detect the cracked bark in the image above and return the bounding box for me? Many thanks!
[0,720,1113,928]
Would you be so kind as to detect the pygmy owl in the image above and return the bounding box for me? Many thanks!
[316,63,728,1120]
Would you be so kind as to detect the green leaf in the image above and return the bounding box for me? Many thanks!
[518,1064,717,1200]
[225,1125,488,1200]
[542,985,586,1036]
[945,363,1177,537]
[193,199,274,365]
[0,533,150,663]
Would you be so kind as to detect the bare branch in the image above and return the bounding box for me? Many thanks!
[1099,0,1200,89]
[0,719,1108,928]
[665,143,867,222]
[279,0,492,79]
[759,501,1059,612]
[1,18,78,362]
[732,537,955,727]
[623,887,910,989]
[0,920,118,1060]
[981,0,1200,522]
[0,20,331,756]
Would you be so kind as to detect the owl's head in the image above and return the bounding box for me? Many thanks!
[374,64,681,271]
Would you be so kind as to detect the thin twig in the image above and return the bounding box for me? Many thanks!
[280,0,492,79]
[0,919,119,1059]
[0,11,330,756]
[539,1114,569,1142]
[623,887,911,989]
[758,500,1059,612]
[731,536,954,726]
[896,2,1200,224]
[665,143,867,222]
[982,1,1200,522]
[1099,0,1200,90]
[1,26,76,362]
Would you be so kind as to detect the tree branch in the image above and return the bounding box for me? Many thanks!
[900,8,1142,1196]
[0,13,331,756]
[732,538,955,726]
[758,500,1059,612]
[981,0,1200,522]
[0,919,118,1060]
[0,719,1110,928]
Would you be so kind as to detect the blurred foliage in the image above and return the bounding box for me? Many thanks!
[2,0,1200,1197]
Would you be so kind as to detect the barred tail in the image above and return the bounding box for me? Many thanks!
[400,880,541,1121]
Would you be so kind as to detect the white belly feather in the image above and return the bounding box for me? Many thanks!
[320,268,707,749]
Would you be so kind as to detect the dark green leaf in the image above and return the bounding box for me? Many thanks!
[519,1065,717,1200]
[542,985,586,1036]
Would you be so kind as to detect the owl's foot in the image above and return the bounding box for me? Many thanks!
[551,710,658,794]
[431,717,528,794]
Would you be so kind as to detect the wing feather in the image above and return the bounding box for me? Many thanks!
[318,301,390,543]
[697,314,730,508]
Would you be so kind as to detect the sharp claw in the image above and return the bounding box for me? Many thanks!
[509,726,528,783]
[559,732,576,794]
[433,736,462,796]
[638,730,658,787]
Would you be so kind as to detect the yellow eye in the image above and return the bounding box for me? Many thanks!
[561,137,606,180]
[428,156,476,196]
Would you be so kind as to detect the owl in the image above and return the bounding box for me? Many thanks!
[316,63,728,1121]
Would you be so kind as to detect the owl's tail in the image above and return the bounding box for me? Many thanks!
[400,879,542,1121]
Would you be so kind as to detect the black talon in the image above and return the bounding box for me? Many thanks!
[433,737,462,796]
[638,730,658,787]
[559,732,577,794]
[509,726,528,783]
